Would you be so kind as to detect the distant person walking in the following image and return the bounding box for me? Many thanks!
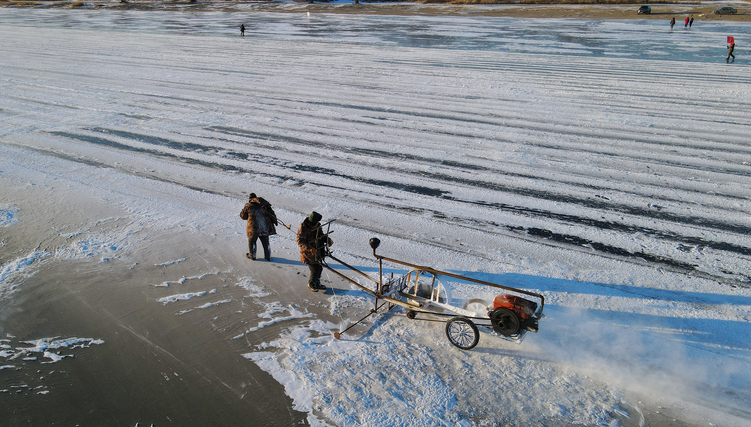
[296,211,332,292]
[727,39,736,63]
[240,24,245,37]
[689,16,694,27]
[684,16,689,28]
[240,193,277,261]
[670,17,675,29]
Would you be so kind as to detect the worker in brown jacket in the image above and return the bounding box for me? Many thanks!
[296,211,332,291]
[240,193,277,261]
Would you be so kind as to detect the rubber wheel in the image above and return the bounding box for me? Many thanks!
[445,317,480,350]
[463,299,490,317]
[490,308,520,337]
[406,310,417,320]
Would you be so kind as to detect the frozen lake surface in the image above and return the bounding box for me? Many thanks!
[3,7,751,60]
[1,7,751,427]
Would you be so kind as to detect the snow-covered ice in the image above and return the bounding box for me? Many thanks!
[1,7,750,426]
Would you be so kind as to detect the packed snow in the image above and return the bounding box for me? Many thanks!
[0,336,104,367]
[0,206,20,228]
[1,6,750,426]
[157,289,217,305]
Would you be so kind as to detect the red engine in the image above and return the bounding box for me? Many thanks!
[493,294,538,321]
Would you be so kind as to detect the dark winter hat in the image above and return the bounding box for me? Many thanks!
[249,193,257,199]
[308,211,322,224]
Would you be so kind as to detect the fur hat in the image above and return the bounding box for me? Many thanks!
[249,193,257,199]
[308,211,322,224]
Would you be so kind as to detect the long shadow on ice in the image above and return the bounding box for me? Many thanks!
[501,272,751,306]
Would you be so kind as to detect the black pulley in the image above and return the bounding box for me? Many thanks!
[490,308,520,336]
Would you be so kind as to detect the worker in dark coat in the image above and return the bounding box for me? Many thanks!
[240,193,277,260]
[296,211,332,291]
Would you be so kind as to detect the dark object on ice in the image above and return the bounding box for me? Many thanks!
[638,5,651,14]
[240,24,245,37]
[445,317,479,350]
[727,41,736,63]
[369,237,380,250]
[240,193,277,261]
[490,308,520,336]
[297,212,333,291]
[714,7,737,15]
[491,294,539,336]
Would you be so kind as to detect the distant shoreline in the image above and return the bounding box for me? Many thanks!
[2,0,751,21]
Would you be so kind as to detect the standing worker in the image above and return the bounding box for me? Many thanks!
[297,212,332,292]
[240,193,277,261]
[670,17,675,29]
[727,37,736,63]
[240,24,245,37]
[684,16,689,28]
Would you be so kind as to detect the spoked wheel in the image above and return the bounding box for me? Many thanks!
[445,317,480,350]
[490,308,520,337]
